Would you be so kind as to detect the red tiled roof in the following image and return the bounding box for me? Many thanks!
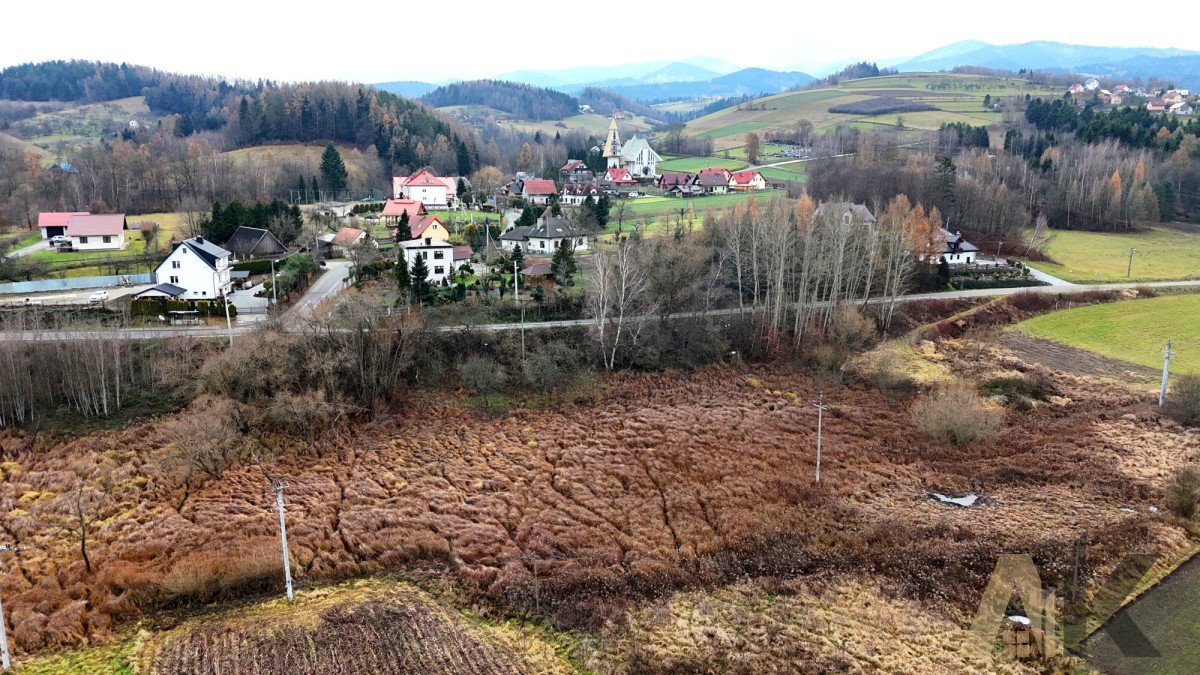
[699,167,731,175]
[331,227,366,247]
[65,214,126,236]
[411,215,443,239]
[659,172,692,186]
[523,179,557,195]
[605,167,635,183]
[731,170,763,185]
[561,159,586,172]
[382,199,427,218]
[38,211,89,229]
[398,169,447,188]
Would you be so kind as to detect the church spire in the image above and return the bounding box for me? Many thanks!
[602,115,623,169]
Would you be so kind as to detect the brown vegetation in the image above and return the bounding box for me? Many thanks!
[911,382,1005,447]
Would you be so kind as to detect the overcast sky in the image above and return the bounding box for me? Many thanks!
[3,1,1197,84]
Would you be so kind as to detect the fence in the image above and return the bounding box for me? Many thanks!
[0,273,156,296]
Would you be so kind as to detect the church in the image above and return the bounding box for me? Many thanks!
[602,116,662,178]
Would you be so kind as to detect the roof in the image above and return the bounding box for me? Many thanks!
[699,167,732,176]
[224,226,286,258]
[659,172,693,186]
[38,211,89,229]
[398,237,454,250]
[410,215,443,238]
[521,262,553,276]
[523,179,557,196]
[618,137,662,163]
[695,172,730,187]
[331,227,366,247]
[176,236,231,270]
[500,226,532,241]
[941,229,979,254]
[528,216,586,240]
[66,214,126,237]
[382,199,427,218]
[453,245,473,261]
[815,202,876,224]
[230,270,250,279]
[561,159,587,172]
[134,283,187,298]
[731,170,763,185]
[398,169,448,188]
[605,167,635,183]
[562,182,601,196]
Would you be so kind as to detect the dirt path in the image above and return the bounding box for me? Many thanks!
[998,332,1159,381]
[1083,553,1200,674]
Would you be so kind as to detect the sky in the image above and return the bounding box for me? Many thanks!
[2,0,1199,84]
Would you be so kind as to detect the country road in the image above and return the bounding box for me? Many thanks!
[2,278,1197,342]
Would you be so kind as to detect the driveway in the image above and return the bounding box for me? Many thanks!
[1025,265,1076,287]
[5,239,50,258]
[227,283,269,324]
[288,260,352,319]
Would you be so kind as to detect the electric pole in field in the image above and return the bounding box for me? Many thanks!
[0,543,29,672]
[813,393,827,483]
[1127,247,1137,277]
[1160,340,1174,407]
[273,482,294,603]
[515,259,525,363]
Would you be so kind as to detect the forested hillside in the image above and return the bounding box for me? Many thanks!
[422,80,578,121]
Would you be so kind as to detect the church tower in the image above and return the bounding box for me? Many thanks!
[602,116,623,169]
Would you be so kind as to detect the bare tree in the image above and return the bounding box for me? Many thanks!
[586,240,656,370]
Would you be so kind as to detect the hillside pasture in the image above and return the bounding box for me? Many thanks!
[621,190,782,222]
[681,73,1057,149]
[1016,293,1200,374]
[7,96,158,155]
[1028,227,1200,283]
[655,156,746,173]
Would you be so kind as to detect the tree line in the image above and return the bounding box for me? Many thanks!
[422,80,578,122]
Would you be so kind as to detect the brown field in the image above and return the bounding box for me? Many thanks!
[1,315,1198,670]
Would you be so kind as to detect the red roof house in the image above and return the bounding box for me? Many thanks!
[730,170,767,191]
[37,211,90,238]
[522,179,558,204]
[382,199,427,220]
[605,167,636,184]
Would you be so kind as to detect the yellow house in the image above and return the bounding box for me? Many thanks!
[392,215,450,242]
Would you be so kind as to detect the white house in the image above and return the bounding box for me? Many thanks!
[63,214,128,251]
[154,236,233,299]
[499,226,532,252]
[330,227,368,256]
[939,229,979,265]
[521,179,557,205]
[729,170,768,192]
[524,215,590,254]
[601,116,661,177]
[399,237,457,284]
[393,170,457,208]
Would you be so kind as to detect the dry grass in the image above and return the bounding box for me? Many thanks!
[1,339,1199,666]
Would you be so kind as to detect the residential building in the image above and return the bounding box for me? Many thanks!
[1169,102,1193,115]
[382,199,428,224]
[132,282,188,301]
[522,179,557,205]
[330,227,368,256]
[1161,91,1185,106]
[393,169,459,208]
[814,202,876,226]
[695,172,730,195]
[657,172,694,190]
[605,167,637,184]
[730,170,768,192]
[37,211,89,239]
[561,182,601,206]
[524,215,590,254]
[500,226,532,252]
[560,159,594,183]
[1146,98,1167,112]
[63,214,128,251]
[399,237,456,284]
[154,236,232,299]
[939,229,979,265]
[601,116,661,178]
[224,226,287,261]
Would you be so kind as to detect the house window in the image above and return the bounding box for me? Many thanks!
[434,266,444,274]
[201,291,207,296]
[172,260,181,269]
[434,251,444,259]
[169,275,179,284]
[79,236,89,244]
[102,236,112,244]
[539,240,546,249]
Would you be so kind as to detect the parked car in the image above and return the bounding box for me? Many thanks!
[49,235,69,245]
[88,291,109,303]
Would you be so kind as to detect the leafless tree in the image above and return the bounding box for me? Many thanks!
[586,240,656,370]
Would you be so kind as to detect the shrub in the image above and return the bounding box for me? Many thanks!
[911,382,1004,447]
[160,537,282,604]
[1168,374,1200,426]
[461,356,505,397]
[827,307,877,353]
[1166,467,1200,519]
[522,341,580,394]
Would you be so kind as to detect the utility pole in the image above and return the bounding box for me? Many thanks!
[0,543,28,672]
[1160,340,1174,407]
[813,393,827,483]
[1127,247,1137,277]
[270,258,278,306]
[222,288,233,348]
[515,259,525,362]
[273,482,294,603]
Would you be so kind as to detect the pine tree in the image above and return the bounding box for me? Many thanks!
[550,239,576,286]
[395,249,411,290]
[396,211,412,241]
[511,244,525,269]
[937,257,951,288]
[311,174,320,201]
[410,254,431,303]
[456,177,468,198]
[320,143,349,195]
[295,176,306,202]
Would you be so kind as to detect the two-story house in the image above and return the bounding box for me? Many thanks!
[152,236,233,299]
[399,237,457,284]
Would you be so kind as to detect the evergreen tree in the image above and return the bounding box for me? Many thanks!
[396,211,412,241]
[320,143,349,195]
[937,257,951,288]
[395,249,411,290]
[511,244,525,270]
[410,254,431,303]
[456,177,468,198]
[295,176,306,202]
[550,239,576,285]
[311,174,320,201]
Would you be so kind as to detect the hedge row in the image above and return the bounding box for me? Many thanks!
[131,298,238,317]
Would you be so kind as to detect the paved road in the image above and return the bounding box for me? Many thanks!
[288,260,352,319]
[6,239,50,258]
[1024,265,1076,287]
[1,283,156,306]
[3,277,1197,342]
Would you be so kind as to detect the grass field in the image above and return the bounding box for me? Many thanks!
[1029,227,1200,283]
[759,163,809,182]
[8,96,157,156]
[1016,294,1200,374]
[619,190,783,223]
[680,72,1057,150]
[0,131,51,164]
[656,156,746,173]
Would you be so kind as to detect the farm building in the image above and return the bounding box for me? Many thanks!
[224,226,287,261]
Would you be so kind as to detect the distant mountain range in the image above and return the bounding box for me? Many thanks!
[493,56,741,89]
[892,40,1200,87]
[373,80,437,98]
[591,68,816,103]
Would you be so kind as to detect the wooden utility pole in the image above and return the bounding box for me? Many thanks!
[1160,340,1174,407]
[813,393,827,483]
[1127,247,1137,277]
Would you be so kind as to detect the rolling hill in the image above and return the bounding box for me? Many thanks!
[373,80,437,98]
[422,80,578,121]
[894,40,1200,83]
[494,56,740,88]
[599,67,816,103]
[681,72,1058,150]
